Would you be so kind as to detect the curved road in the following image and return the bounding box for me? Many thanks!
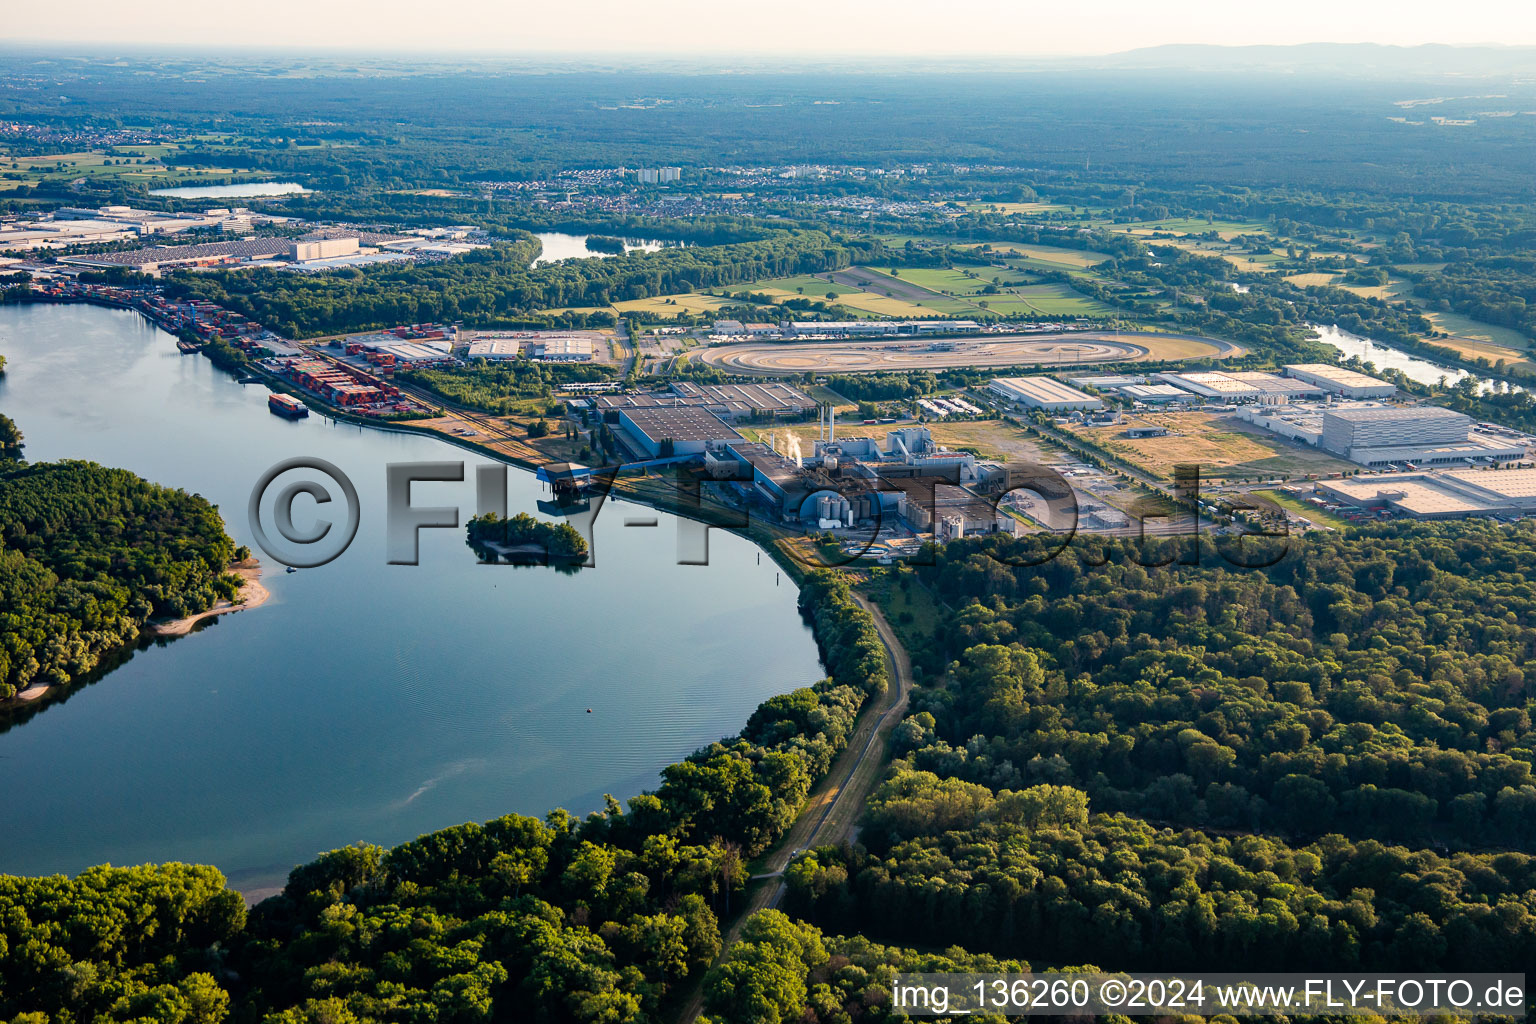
[670,594,913,1024]
[697,329,1240,375]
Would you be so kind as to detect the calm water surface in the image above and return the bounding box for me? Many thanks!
[149,182,310,199]
[531,232,678,265]
[0,303,821,891]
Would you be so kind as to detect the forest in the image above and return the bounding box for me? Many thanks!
[724,524,1536,1021]
[0,457,243,699]
[162,233,851,338]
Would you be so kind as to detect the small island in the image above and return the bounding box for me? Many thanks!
[465,511,588,566]
[584,234,627,255]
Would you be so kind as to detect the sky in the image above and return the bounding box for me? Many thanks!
[6,0,1535,55]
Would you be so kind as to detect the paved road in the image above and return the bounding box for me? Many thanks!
[670,595,913,1024]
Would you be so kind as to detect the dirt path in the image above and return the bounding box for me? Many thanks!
[147,559,269,637]
[670,594,912,1024]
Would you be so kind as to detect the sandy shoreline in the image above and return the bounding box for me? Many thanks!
[147,558,271,637]
[3,560,270,710]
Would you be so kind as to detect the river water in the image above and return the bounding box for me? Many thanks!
[0,303,821,892]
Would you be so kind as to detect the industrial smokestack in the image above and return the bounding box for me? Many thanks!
[829,407,835,442]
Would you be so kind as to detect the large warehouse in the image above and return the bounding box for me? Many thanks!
[1284,363,1397,399]
[616,406,743,457]
[1320,406,1525,467]
[989,377,1104,412]
[1316,467,1536,519]
[1152,370,1321,401]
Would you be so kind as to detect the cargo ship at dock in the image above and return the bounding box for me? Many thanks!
[268,393,309,419]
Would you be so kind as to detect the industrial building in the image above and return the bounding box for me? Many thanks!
[463,331,597,362]
[1315,467,1536,519]
[1068,374,1147,390]
[1284,363,1397,399]
[1225,371,1326,399]
[530,336,595,361]
[290,237,360,262]
[1318,405,1528,466]
[815,426,981,482]
[59,237,294,273]
[989,376,1105,412]
[3,205,284,253]
[467,339,523,360]
[783,319,982,337]
[595,382,815,421]
[668,381,816,418]
[344,334,458,370]
[1151,370,1320,401]
[616,406,743,457]
[1121,383,1203,404]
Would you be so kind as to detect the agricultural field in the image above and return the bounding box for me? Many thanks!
[996,282,1115,315]
[1157,238,1286,272]
[958,200,1070,215]
[1070,411,1356,481]
[961,241,1112,269]
[1108,216,1270,238]
[1283,272,1338,288]
[742,275,860,297]
[1424,310,1536,367]
[0,146,247,190]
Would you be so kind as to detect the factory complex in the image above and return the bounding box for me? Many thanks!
[994,363,1523,472]
[3,202,495,275]
[1237,403,1528,468]
[701,422,1015,543]
[0,204,286,252]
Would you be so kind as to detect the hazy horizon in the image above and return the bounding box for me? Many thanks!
[4,0,1533,57]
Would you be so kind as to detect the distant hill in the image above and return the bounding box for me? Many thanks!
[1096,42,1536,76]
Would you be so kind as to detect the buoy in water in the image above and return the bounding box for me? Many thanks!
[585,708,593,713]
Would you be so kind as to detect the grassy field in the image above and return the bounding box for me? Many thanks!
[961,241,1112,268]
[922,419,1053,462]
[804,384,858,411]
[1111,216,1269,238]
[612,294,734,316]
[1001,282,1115,315]
[1071,412,1355,481]
[1284,272,1337,288]
[1251,488,1352,530]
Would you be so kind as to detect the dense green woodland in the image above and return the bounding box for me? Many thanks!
[163,233,851,338]
[0,458,242,699]
[742,527,1536,1023]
